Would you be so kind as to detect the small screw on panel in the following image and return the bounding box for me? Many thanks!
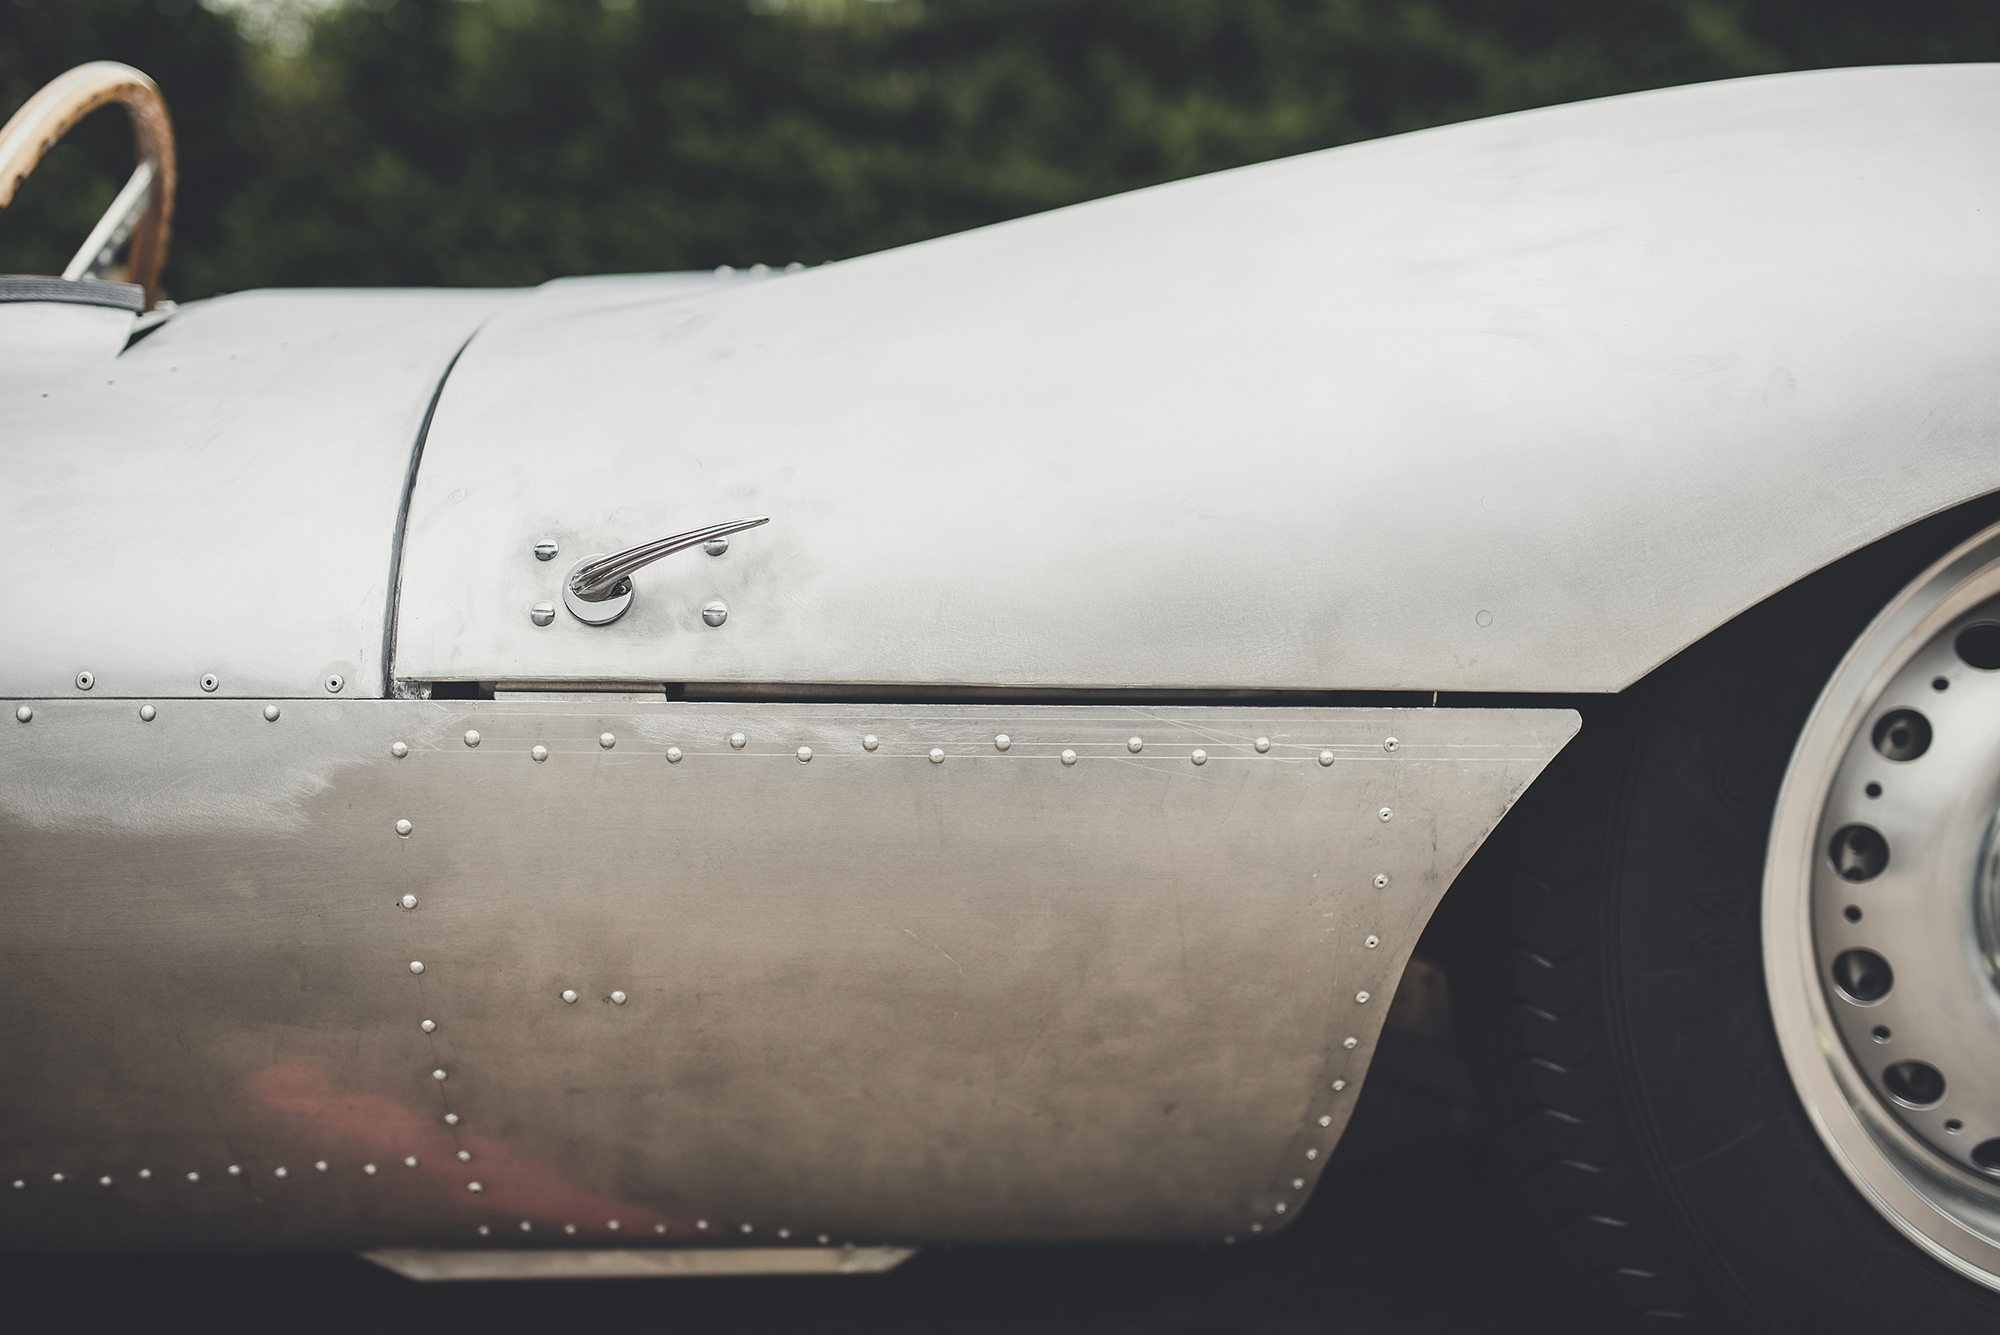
[1373,873,1389,888]
[530,602,556,627]
[1364,935,1379,949]
[1378,807,1393,822]
[701,600,729,627]
[326,674,345,693]
[534,541,560,562]
[200,674,219,692]
[139,704,156,721]
[1383,737,1399,752]
[703,537,729,556]
[1355,991,1370,1003]
[75,671,94,691]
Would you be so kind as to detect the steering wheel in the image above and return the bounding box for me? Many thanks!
[0,61,176,310]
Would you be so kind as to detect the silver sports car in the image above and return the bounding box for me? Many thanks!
[5,56,1999,1328]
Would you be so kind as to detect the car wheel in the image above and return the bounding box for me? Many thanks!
[1453,500,2000,1329]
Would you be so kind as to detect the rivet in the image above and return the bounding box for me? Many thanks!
[469,1182,484,1193]
[1223,1235,1235,1245]
[702,600,729,627]
[200,673,218,692]
[186,1172,199,1182]
[1251,1223,1263,1233]
[564,1224,577,1235]
[599,732,616,749]
[51,1173,64,1183]
[1365,935,1379,948]
[530,601,557,626]
[994,734,1011,751]
[1378,807,1392,822]
[1306,1148,1319,1161]
[534,541,560,562]
[464,730,480,748]
[1476,609,1493,627]
[656,1224,668,1234]
[401,894,420,910]
[1191,749,1207,765]
[1060,749,1077,766]
[14,705,30,722]
[666,746,682,762]
[797,746,813,763]
[227,1165,241,1176]
[929,748,945,764]
[263,704,280,722]
[139,1169,151,1179]
[1383,737,1399,752]
[1356,990,1370,1003]
[445,1114,460,1126]
[396,820,413,837]
[1373,873,1389,888]
[409,960,425,974]
[432,1069,448,1082]
[76,670,95,691]
[703,537,729,557]
[478,1223,491,1234]
[139,704,156,721]
[519,1221,532,1232]
[274,1167,288,1178]
[697,1220,710,1230]
[1332,1079,1347,1091]
[777,1228,790,1239]
[1318,1115,1332,1127]
[1275,1202,1287,1214]
[325,674,345,694]
[1292,1178,1304,1190]
[1342,1037,1357,1050]
[1318,751,1334,766]
[561,989,578,1004]
[457,1150,471,1162]
[364,1164,377,1175]
[1127,736,1143,753]
[611,990,627,1004]
[741,1223,753,1234]
[817,1234,830,1245]
[314,1161,328,1172]
[525,744,545,763]
[10,1180,21,1189]
[729,732,747,750]
[404,1157,418,1168]
[391,741,409,758]
[99,1175,112,1186]
[1254,736,1271,753]
[608,1219,622,1231]
[862,735,878,751]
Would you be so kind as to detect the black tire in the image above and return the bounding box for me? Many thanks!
[1449,499,2000,1330]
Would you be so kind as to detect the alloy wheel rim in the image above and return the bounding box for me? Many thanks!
[1766,520,2000,1291]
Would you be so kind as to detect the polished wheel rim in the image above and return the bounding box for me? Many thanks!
[1767,520,2000,1291]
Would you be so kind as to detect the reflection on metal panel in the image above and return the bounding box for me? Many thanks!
[0,288,512,700]
[0,699,1574,1248]
[395,67,2000,693]
[362,1246,916,1281]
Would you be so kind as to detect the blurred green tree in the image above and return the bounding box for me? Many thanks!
[2,0,1994,298]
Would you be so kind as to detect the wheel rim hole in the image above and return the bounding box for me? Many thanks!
[1829,825,1890,882]
[1883,1060,1946,1108]
[1972,1139,2000,1173]
[1946,1119,1965,1134]
[1871,710,1933,762]
[1844,905,1862,923]
[1872,1025,1892,1043]
[1833,948,1893,1003]
[1956,623,2000,670]
[1865,782,1883,798]
[1933,676,1951,692]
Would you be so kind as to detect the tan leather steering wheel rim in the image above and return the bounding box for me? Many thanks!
[0,61,176,310]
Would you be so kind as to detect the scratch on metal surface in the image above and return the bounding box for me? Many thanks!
[901,928,963,974]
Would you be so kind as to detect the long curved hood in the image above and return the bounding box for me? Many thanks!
[393,65,2000,693]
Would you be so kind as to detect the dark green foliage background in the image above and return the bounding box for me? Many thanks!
[1,0,1993,299]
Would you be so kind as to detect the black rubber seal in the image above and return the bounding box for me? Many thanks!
[0,275,144,312]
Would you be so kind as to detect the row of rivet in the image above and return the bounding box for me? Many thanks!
[13,1157,428,1188]
[386,731,1403,769]
[18,671,345,698]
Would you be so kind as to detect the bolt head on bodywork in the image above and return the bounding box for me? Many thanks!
[530,602,556,626]
[401,894,419,910]
[702,599,729,627]
[75,671,94,691]
[464,730,480,748]
[561,989,578,1004]
[532,745,548,761]
[611,990,627,1004]
[396,819,413,837]
[1254,737,1271,753]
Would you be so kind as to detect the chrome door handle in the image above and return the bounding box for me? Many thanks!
[562,516,769,625]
